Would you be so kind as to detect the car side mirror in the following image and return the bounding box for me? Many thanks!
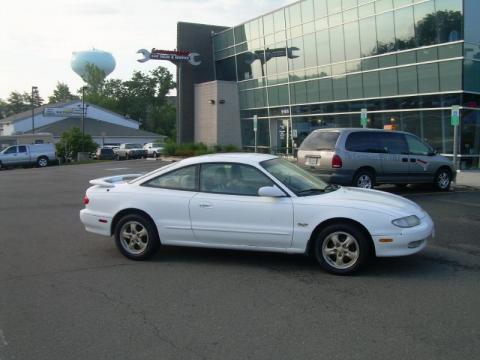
[258,186,285,198]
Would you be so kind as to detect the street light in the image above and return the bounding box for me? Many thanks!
[31,86,39,134]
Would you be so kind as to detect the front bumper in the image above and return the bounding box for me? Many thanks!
[373,214,434,257]
[80,209,112,236]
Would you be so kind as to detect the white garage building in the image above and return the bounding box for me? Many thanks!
[0,100,165,146]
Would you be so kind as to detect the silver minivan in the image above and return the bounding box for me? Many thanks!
[297,128,456,191]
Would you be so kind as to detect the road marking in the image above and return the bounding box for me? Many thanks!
[105,168,130,171]
[0,329,8,346]
[435,199,480,208]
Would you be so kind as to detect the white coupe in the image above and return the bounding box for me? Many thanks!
[80,153,434,274]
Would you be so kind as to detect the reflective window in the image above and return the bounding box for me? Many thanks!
[439,43,462,59]
[200,163,273,196]
[397,51,416,65]
[302,0,315,23]
[234,26,247,43]
[263,14,275,35]
[464,60,480,93]
[439,60,462,91]
[303,33,318,68]
[347,74,363,99]
[394,0,412,7]
[382,132,409,154]
[274,9,286,32]
[376,12,396,54]
[417,47,438,62]
[414,1,437,47]
[380,69,398,96]
[343,8,358,23]
[329,26,345,62]
[327,0,342,14]
[363,71,380,98]
[306,80,320,103]
[333,76,348,100]
[216,58,237,81]
[359,3,375,18]
[314,0,328,19]
[398,66,418,94]
[346,132,385,153]
[344,22,361,60]
[405,134,432,156]
[379,54,396,68]
[144,166,197,191]
[376,0,393,13]
[395,6,416,50]
[417,63,439,93]
[291,82,308,104]
[316,30,331,66]
[461,110,480,159]
[18,146,27,153]
[343,0,357,10]
[288,3,302,27]
[436,0,463,43]
[319,78,334,101]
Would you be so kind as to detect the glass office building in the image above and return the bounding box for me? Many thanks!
[212,0,480,169]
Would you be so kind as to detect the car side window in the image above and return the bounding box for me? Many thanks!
[345,132,385,153]
[18,146,27,153]
[200,163,273,196]
[142,165,197,191]
[381,133,409,155]
[405,135,432,156]
[3,146,17,154]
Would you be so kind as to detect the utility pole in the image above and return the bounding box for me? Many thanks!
[31,86,38,134]
[82,86,86,152]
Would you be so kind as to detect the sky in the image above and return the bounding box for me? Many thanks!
[0,0,291,101]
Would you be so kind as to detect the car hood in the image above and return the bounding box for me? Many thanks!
[296,187,426,218]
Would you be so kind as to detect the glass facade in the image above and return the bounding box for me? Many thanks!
[212,0,480,169]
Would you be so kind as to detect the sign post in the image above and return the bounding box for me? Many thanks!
[253,115,258,153]
[451,105,460,169]
[360,108,368,128]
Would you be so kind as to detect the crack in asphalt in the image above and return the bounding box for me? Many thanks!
[0,263,134,284]
[80,285,207,360]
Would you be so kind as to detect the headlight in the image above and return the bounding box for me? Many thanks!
[392,215,421,228]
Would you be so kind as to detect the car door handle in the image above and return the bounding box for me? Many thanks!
[402,158,408,162]
[199,203,213,209]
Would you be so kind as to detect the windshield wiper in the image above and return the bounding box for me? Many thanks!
[324,184,340,192]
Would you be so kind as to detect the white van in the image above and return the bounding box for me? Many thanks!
[0,144,56,169]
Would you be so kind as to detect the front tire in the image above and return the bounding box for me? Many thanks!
[434,168,452,191]
[114,214,160,260]
[314,223,370,275]
[353,169,375,189]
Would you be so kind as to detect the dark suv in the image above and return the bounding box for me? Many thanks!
[297,128,456,191]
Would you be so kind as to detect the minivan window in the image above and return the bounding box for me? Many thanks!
[299,131,340,150]
[405,134,432,156]
[382,132,409,154]
[345,132,386,153]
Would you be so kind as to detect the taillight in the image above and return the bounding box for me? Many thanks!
[83,195,89,205]
[332,154,343,168]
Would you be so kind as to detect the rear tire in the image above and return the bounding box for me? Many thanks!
[114,214,160,260]
[353,169,375,189]
[434,168,452,191]
[37,156,48,168]
[314,223,370,275]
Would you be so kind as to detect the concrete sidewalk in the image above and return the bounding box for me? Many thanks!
[455,171,480,188]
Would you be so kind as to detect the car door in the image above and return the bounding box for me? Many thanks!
[1,146,18,165]
[189,163,294,249]
[16,145,30,165]
[405,134,436,182]
[138,165,198,244]
[379,132,412,182]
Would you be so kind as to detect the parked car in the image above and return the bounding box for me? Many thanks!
[114,143,147,160]
[297,128,456,191]
[0,144,56,169]
[143,142,164,158]
[94,147,116,160]
[80,153,434,275]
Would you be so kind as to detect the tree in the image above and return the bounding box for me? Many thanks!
[6,92,30,114]
[0,99,9,119]
[55,127,97,160]
[80,65,176,140]
[48,82,79,104]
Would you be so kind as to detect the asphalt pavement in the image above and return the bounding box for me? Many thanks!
[0,160,479,360]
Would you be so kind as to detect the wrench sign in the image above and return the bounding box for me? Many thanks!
[137,49,201,66]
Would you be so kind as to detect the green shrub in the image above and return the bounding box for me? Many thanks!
[162,142,239,156]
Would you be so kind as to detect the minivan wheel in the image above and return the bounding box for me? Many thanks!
[314,223,369,275]
[353,170,375,189]
[434,168,451,191]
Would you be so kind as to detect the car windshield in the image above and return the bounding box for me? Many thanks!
[125,144,142,149]
[261,158,337,196]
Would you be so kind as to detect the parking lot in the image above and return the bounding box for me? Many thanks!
[0,160,479,360]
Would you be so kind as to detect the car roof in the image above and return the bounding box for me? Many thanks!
[176,153,278,166]
[311,128,412,135]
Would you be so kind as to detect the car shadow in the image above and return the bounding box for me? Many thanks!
[145,245,466,279]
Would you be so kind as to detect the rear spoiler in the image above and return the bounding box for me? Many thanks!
[89,174,143,188]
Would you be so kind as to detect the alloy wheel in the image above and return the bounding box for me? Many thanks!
[119,221,149,255]
[322,232,360,270]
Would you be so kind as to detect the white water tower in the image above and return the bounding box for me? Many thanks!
[71,49,116,80]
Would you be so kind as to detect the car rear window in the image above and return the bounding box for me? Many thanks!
[299,131,340,151]
[101,148,114,154]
